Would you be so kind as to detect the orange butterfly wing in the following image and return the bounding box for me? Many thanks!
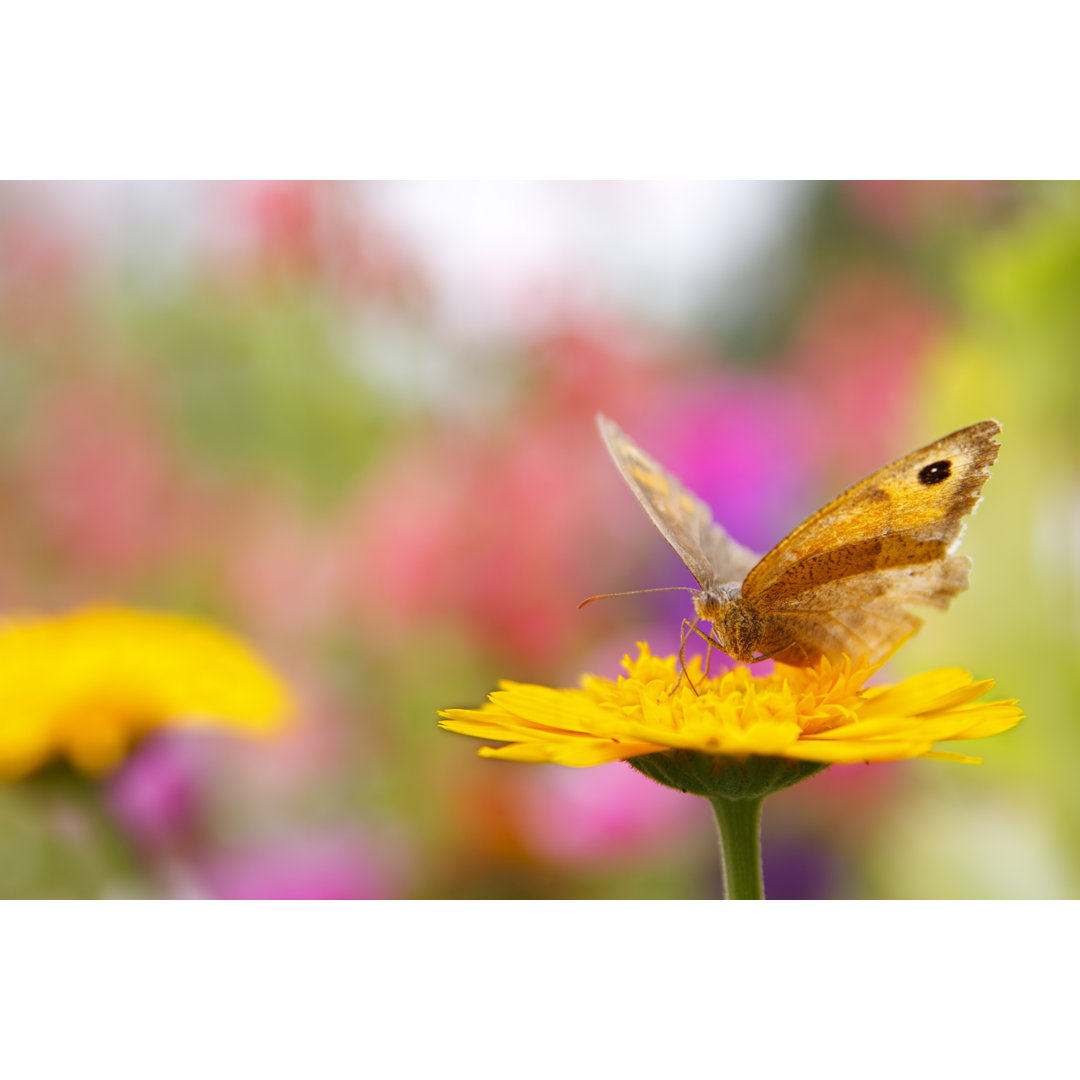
[743,420,1001,663]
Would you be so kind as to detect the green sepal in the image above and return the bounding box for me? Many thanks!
[629,749,829,801]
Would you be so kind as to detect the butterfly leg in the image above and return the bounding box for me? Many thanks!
[676,618,701,695]
[750,644,790,664]
[690,622,726,654]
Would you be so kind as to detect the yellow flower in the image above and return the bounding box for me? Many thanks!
[0,606,292,778]
[442,644,1022,899]
[439,643,1021,779]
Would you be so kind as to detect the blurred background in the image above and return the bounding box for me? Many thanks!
[0,180,1074,899]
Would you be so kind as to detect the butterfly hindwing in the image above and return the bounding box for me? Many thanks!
[756,557,972,664]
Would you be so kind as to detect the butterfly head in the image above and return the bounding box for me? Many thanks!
[693,583,765,664]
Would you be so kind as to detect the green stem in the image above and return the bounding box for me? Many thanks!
[708,795,765,900]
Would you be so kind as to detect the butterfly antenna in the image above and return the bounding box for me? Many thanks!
[578,586,697,610]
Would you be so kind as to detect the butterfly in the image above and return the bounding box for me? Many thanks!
[596,414,1001,667]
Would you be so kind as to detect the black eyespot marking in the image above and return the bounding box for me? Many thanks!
[918,459,952,486]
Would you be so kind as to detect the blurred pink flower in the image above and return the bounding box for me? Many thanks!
[106,733,208,850]
[343,417,621,664]
[528,318,670,418]
[225,503,349,639]
[0,192,87,352]
[16,380,177,581]
[791,269,942,473]
[198,833,397,899]
[219,673,369,798]
[340,317,687,664]
[518,762,709,865]
[209,181,322,279]
[206,182,429,305]
[776,755,908,820]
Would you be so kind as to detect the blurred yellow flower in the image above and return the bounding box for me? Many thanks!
[0,607,292,778]
[439,643,1022,770]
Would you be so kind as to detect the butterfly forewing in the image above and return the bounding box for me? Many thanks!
[597,415,761,588]
[742,420,1001,601]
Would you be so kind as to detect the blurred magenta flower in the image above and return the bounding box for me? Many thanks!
[106,732,207,849]
[617,375,822,555]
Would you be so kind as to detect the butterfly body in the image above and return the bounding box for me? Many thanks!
[694,584,763,663]
[597,414,1001,666]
